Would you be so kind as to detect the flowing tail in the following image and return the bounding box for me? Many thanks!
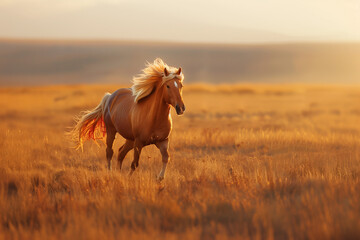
[70,93,111,151]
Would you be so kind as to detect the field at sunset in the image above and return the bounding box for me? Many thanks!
[1,0,359,237]
[1,83,360,239]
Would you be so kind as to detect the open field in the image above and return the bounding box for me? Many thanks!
[1,83,360,239]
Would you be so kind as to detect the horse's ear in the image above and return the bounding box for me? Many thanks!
[164,67,169,77]
[177,67,182,75]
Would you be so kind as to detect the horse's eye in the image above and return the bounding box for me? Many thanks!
[166,85,170,89]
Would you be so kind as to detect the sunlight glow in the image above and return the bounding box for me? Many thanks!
[0,0,359,42]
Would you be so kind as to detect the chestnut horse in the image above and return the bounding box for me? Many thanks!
[71,58,185,180]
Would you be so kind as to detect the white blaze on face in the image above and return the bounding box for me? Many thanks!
[174,81,178,88]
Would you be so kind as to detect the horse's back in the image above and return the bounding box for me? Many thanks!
[106,88,135,140]
[108,88,133,108]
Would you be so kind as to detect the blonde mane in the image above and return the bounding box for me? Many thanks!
[131,58,184,103]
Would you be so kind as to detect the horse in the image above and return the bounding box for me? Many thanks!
[71,58,185,180]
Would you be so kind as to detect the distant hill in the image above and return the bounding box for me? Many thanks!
[0,39,359,85]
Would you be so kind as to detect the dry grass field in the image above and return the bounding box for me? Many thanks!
[1,83,360,239]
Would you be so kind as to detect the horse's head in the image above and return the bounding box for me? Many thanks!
[163,67,185,115]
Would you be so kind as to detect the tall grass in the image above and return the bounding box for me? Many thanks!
[0,84,359,239]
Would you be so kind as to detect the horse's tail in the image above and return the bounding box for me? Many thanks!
[70,92,111,151]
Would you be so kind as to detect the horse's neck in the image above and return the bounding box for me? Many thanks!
[145,86,170,125]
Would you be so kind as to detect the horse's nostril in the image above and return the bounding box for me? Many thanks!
[176,104,181,114]
[183,105,186,112]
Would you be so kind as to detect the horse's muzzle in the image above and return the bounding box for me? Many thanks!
[176,104,185,115]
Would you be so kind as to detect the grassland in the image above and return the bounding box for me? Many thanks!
[0,84,360,240]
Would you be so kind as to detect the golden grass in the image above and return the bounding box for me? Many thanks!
[0,83,360,240]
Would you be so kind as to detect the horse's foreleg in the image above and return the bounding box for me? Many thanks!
[106,129,116,170]
[129,140,143,175]
[118,140,134,170]
[155,139,169,181]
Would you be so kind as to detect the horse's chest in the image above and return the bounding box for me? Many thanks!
[150,127,170,142]
[134,109,172,144]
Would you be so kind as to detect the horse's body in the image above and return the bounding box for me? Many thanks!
[72,59,185,180]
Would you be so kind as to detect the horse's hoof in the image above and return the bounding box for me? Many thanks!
[157,175,164,182]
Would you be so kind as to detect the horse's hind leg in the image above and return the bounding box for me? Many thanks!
[106,128,116,170]
[117,140,134,170]
[129,139,143,176]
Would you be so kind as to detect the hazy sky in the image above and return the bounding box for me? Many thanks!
[0,0,359,43]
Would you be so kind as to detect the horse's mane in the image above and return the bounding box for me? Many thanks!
[131,58,184,103]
